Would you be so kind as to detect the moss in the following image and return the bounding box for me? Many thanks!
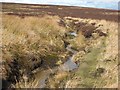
[74,48,102,87]
[47,54,58,60]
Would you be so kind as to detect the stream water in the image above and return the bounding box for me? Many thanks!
[35,32,78,88]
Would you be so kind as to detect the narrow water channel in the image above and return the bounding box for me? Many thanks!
[35,32,78,88]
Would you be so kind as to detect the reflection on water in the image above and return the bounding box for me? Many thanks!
[35,54,78,88]
[69,32,77,37]
[35,33,78,88]
[59,57,78,72]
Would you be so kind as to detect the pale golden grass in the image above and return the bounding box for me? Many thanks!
[47,71,69,88]
[2,14,68,88]
[2,15,66,63]
[71,32,86,50]
[54,71,68,81]
[2,15,65,44]
[2,15,118,88]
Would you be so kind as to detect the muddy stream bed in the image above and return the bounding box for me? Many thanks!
[34,32,79,88]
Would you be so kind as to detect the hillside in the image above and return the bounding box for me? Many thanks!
[1,2,119,88]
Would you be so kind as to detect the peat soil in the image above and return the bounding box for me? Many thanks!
[2,2,119,22]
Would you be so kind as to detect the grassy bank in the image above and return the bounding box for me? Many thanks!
[2,15,69,86]
[2,14,118,88]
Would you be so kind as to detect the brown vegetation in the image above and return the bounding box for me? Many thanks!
[1,3,118,88]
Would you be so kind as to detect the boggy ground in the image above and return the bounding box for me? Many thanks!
[46,17,118,88]
[2,2,118,22]
[1,3,119,88]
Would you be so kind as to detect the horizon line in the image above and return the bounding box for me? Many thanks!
[1,2,119,11]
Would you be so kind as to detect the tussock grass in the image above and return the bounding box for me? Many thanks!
[2,15,68,86]
[62,17,118,88]
[2,15,118,88]
[71,32,86,50]
[2,15,66,61]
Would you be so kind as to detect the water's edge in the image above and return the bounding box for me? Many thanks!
[35,32,78,88]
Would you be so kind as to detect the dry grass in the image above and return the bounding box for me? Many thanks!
[2,14,68,86]
[2,14,118,88]
[63,17,118,88]
[71,32,86,50]
[2,14,66,61]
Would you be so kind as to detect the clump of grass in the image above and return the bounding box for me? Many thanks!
[71,32,86,50]
[2,15,67,86]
